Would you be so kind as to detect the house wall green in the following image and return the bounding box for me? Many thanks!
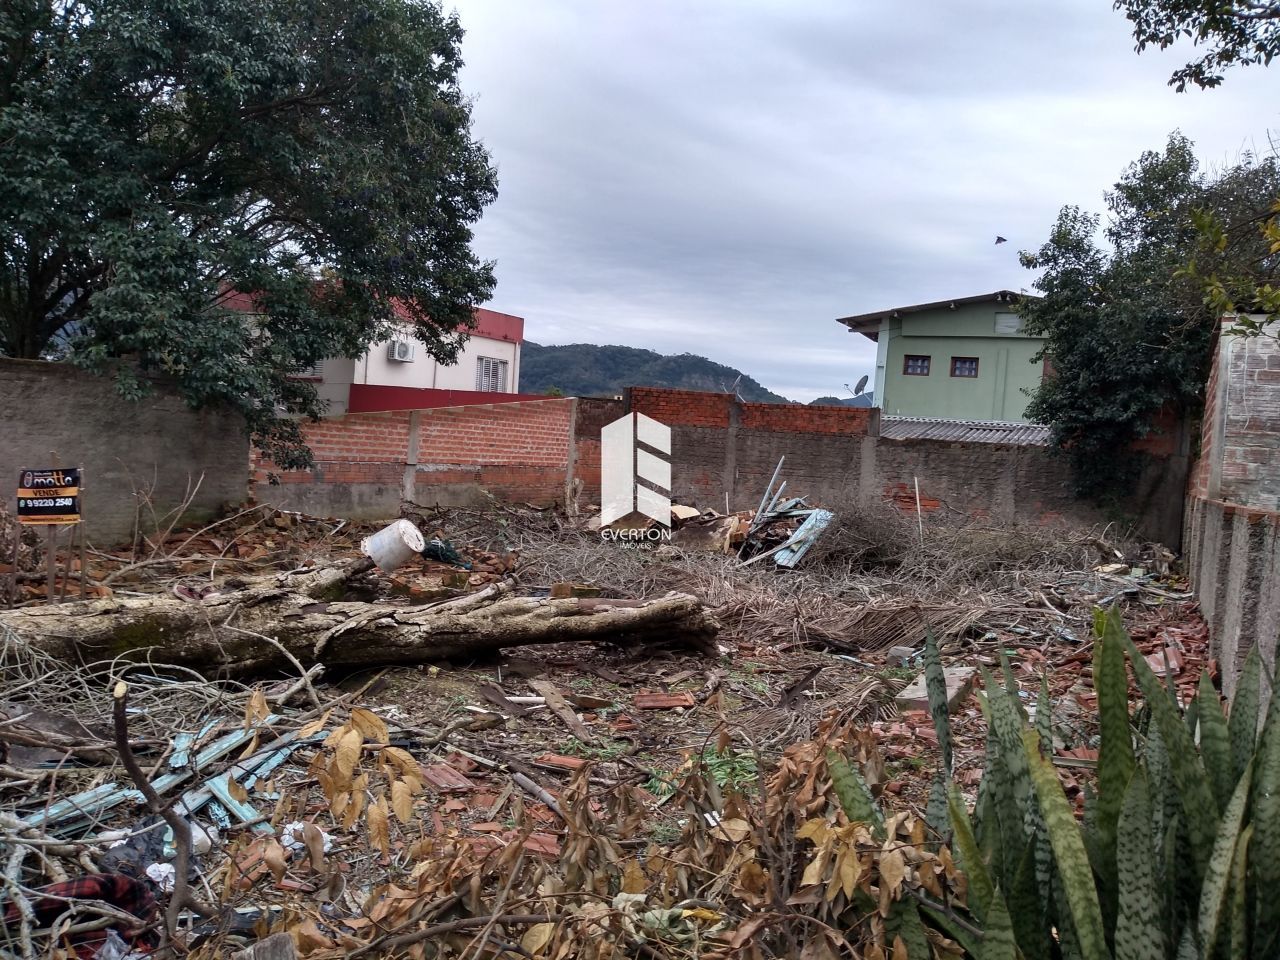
[868,302,1044,421]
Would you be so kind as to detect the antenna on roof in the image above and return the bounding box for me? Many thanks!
[847,375,869,397]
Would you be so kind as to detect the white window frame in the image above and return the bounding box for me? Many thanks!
[475,356,509,392]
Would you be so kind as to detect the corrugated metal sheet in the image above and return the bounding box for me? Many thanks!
[880,416,1050,446]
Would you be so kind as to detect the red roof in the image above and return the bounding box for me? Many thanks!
[221,288,523,344]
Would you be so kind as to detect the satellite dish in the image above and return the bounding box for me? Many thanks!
[853,375,869,396]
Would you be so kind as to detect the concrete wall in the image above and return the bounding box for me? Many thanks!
[1185,321,1280,696]
[0,359,248,545]
[610,387,1185,543]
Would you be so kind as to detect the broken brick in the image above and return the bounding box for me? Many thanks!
[419,763,475,793]
[633,691,696,710]
[534,753,587,772]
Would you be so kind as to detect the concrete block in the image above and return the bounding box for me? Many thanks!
[886,645,918,668]
[895,666,977,714]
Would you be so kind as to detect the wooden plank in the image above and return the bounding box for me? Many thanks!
[527,679,594,743]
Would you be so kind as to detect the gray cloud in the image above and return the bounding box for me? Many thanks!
[454,0,1280,401]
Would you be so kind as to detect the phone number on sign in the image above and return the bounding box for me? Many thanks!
[19,497,75,508]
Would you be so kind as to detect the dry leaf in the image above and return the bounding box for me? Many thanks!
[343,774,369,830]
[245,688,270,728]
[799,935,841,960]
[621,859,647,894]
[734,860,770,906]
[225,776,249,804]
[291,918,333,955]
[879,847,907,894]
[350,707,389,744]
[334,727,363,783]
[891,935,909,960]
[391,779,414,823]
[801,837,833,887]
[298,709,332,739]
[367,795,391,856]
[712,817,752,844]
[382,746,421,777]
[682,907,721,923]
[263,839,287,883]
[520,922,556,956]
[301,822,327,872]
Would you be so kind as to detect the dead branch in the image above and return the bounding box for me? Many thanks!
[110,681,217,947]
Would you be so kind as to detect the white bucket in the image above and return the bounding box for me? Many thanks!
[361,519,426,572]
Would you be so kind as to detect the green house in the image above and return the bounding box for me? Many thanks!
[836,290,1044,422]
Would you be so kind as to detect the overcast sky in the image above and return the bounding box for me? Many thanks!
[453,1,1280,402]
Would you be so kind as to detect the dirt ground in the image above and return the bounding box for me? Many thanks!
[0,499,1209,958]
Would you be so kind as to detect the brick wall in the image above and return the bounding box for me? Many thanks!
[0,359,248,545]
[1184,321,1280,697]
[1220,334,1280,509]
[251,386,1186,545]
[571,398,624,506]
[253,398,575,518]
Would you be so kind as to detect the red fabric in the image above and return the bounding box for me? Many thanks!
[2,873,157,955]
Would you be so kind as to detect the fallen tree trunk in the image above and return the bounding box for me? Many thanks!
[0,559,719,675]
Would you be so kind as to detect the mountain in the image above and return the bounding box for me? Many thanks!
[810,394,874,408]
[519,342,790,403]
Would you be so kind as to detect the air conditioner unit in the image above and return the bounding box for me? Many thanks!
[387,340,415,362]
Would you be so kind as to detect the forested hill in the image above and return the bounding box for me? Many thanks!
[519,342,789,402]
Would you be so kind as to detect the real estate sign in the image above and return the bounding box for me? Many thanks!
[17,468,82,524]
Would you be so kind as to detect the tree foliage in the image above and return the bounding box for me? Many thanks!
[0,0,496,466]
[1114,0,1280,91]
[1018,134,1280,500]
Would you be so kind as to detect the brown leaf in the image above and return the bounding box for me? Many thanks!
[800,934,841,960]
[382,746,421,777]
[367,795,390,856]
[225,776,250,804]
[263,839,288,883]
[291,918,333,955]
[391,779,414,824]
[245,688,270,728]
[334,727,363,784]
[520,922,556,956]
[343,774,368,830]
[733,861,770,906]
[621,859,647,894]
[728,916,774,950]
[297,709,332,739]
[349,707,389,744]
[301,822,326,873]
[891,935,909,960]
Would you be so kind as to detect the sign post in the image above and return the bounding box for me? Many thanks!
[16,467,82,604]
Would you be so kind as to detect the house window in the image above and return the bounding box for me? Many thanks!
[994,312,1024,336]
[290,361,323,381]
[903,355,931,376]
[951,357,980,378]
[476,356,509,392]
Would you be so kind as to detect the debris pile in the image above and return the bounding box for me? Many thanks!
[0,495,1207,957]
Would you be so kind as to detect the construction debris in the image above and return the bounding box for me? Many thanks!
[894,665,978,713]
[0,498,1207,958]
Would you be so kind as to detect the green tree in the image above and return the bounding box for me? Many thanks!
[1019,134,1280,499]
[1115,0,1280,334]
[0,0,496,467]
[1114,0,1280,91]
